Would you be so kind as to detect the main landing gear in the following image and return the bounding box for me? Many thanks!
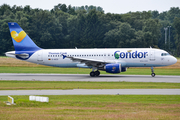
[90,67,100,77]
[90,70,100,77]
[151,67,155,77]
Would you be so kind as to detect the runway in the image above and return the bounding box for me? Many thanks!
[1,73,180,95]
[1,89,180,96]
[0,73,180,83]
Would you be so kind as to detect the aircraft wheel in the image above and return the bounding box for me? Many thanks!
[151,73,155,77]
[90,71,95,77]
[95,71,100,76]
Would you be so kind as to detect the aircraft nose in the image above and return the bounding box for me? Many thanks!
[171,56,177,65]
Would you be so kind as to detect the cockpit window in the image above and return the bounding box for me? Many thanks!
[161,53,170,56]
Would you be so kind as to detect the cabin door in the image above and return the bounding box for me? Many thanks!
[150,50,155,61]
[37,50,43,62]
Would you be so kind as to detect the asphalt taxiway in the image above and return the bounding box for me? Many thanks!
[0,73,180,83]
[1,89,180,96]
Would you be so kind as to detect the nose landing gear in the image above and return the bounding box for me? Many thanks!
[151,67,155,77]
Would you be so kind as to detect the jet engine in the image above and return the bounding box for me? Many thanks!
[104,64,121,73]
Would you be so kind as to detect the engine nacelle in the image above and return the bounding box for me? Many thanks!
[105,64,121,73]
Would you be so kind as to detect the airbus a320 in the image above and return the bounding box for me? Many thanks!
[5,22,177,77]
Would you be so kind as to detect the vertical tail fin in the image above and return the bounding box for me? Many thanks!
[8,22,41,51]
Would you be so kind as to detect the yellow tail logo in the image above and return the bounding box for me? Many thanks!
[11,31,26,43]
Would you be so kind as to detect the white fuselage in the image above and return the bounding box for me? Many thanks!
[6,48,177,68]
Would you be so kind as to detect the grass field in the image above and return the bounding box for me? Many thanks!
[0,57,180,75]
[0,81,180,90]
[0,95,180,120]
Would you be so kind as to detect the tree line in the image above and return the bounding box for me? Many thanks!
[0,4,180,56]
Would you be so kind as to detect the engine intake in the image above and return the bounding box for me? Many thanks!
[105,64,121,73]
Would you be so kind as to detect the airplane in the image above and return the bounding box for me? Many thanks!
[5,22,177,77]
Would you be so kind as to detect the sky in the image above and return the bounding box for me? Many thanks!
[0,0,180,14]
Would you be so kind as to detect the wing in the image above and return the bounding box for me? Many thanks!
[65,56,117,67]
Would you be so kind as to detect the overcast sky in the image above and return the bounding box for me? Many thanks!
[1,0,180,14]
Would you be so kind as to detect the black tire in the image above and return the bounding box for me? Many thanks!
[151,73,155,77]
[90,71,95,77]
[95,71,100,76]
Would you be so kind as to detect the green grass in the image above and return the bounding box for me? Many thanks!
[1,81,180,90]
[0,95,180,120]
[1,95,180,105]
[0,67,92,74]
[0,66,180,75]
[0,56,7,58]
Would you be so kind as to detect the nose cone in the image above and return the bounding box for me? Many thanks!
[171,56,177,65]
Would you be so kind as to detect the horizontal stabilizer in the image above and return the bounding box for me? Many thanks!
[5,51,29,59]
